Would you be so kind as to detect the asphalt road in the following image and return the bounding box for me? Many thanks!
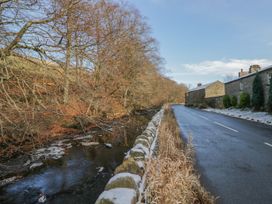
[173,105,272,204]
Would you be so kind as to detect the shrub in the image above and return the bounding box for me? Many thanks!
[239,92,251,108]
[231,95,238,107]
[223,95,231,108]
[252,73,264,111]
[268,77,272,112]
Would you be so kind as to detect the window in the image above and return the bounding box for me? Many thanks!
[240,82,244,91]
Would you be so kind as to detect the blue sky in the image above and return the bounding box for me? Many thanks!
[127,0,272,88]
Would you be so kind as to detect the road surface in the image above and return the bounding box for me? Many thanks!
[173,105,272,204]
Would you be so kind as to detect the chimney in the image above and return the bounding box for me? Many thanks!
[239,68,248,78]
[249,64,261,73]
[197,83,202,87]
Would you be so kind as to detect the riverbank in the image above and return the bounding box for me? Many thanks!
[0,108,157,177]
[0,109,157,204]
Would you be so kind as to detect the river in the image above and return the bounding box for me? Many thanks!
[0,110,155,204]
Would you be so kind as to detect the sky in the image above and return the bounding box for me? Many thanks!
[126,0,272,88]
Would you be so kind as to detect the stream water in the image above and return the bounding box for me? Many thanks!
[0,111,155,204]
[1,144,127,204]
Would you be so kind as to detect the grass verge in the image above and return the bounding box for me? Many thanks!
[145,105,215,204]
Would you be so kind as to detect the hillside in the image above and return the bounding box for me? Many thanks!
[0,55,186,160]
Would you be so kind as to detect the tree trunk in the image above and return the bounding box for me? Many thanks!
[63,14,72,104]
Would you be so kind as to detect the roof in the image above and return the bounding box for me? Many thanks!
[225,65,272,84]
[188,80,222,92]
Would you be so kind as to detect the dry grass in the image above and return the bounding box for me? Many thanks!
[145,105,215,204]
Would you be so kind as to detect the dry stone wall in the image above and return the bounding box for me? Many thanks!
[95,110,164,204]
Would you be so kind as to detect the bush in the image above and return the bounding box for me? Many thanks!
[231,96,238,107]
[223,95,231,108]
[252,73,264,111]
[268,77,272,112]
[239,92,251,108]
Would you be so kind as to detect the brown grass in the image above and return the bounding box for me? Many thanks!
[145,105,215,204]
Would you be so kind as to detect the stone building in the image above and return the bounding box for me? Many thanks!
[186,81,225,107]
[225,65,272,108]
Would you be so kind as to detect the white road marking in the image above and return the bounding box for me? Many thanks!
[264,142,272,147]
[199,115,210,121]
[213,122,239,133]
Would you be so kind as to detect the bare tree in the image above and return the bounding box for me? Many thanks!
[0,0,61,58]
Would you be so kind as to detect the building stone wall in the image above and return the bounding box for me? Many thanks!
[225,68,272,108]
[205,81,225,98]
[225,75,255,102]
[186,89,205,105]
[259,70,272,106]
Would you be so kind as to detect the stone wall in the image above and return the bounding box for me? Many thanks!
[205,96,224,109]
[95,110,164,204]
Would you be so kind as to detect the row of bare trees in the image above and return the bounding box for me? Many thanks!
[1,0,154,101]
[1,0,186,104]
[0,0,187,158]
